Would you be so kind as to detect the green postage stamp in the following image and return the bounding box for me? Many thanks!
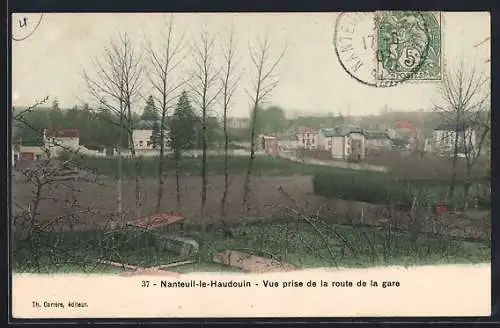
[376,11,442,83]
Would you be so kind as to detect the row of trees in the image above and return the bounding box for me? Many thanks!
[20,16,285,242]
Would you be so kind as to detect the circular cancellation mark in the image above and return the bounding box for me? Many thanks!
[333,11,438,88]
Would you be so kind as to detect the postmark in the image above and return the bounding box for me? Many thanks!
[333,12,379,87]
[333,11,442,87]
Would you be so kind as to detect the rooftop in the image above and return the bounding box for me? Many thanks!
[134,120,164,129]
[364,131,391,140]
[44,128,79,138]
[322,125,364,137]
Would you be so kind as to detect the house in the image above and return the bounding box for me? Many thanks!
[364,131,392,150]
[259,135,278,154]
[432,123,476,153]
[395,120,415,139]
[43,128,80,158]
[296,126,319,150]
[18,145,47,161]
[132,120,170,150]
[322,126,366,161]
[391,137,410,150]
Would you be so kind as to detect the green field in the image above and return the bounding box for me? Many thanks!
[68,153,337,177]
[12,218,490,274]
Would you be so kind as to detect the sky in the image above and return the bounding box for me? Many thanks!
[11,12,490,118]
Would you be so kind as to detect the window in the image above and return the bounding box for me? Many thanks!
[139,140,144,147]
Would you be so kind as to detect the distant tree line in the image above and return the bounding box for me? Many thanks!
[12,95,223,150]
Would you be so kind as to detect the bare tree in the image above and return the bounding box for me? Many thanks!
[433,59,490,201]
[144,15,187,213]
[460,103,490,208]
[219,24,242,222]
[242,34,286,218]
[189,27,222,241]
[82,32,144,222]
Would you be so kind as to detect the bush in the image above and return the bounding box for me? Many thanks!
[312,171,472,208]
[313,170,408,205]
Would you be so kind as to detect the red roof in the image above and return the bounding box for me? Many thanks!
[396,121,413,129]
[128,212,185,229]
[45,128,79,138]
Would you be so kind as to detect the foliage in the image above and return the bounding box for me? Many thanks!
[254,106,288,134]
[149,121,162,149]
[141,95,159,121]
[13,105,134,149]
[168,91,197,152]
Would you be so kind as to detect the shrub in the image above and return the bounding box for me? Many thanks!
[312,171,471,208]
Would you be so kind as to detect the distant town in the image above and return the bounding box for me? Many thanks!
[12,103,490,166]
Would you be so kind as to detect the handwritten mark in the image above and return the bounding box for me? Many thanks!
[19,17,28,28]
[12,13,44,42]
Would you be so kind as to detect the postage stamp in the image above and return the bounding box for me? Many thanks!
[334,11,443,88]
[376,11,442,83]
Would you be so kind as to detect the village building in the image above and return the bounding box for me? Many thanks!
[432,123,477,153]
[322,126,366,161]
[259,135,279,155]
[395,120,414,138]
[226,117,250,129]
[132,120,170,151]
[296,126,319,150]
[43,128,80,158]
[364,131,392,151]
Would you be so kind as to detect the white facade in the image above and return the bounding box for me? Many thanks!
[432,126,476,153]
[43,135,80,158]
[132,129,170,150]
[330,136,344,158]
[330,132,365,160]
[227,117,250,129]
[297,131,319,150]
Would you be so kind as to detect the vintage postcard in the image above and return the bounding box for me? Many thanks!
[11,12,491,319]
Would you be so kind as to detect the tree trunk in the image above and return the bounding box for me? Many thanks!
[175,150,182,211]
[201,113,208,241]
[463,163,473,210]
[117,117,123,224]
[221,110,229,218]
[127,131,141,219]
[156,114,166,213]
[448,116,461,199]
[242,107,258,217]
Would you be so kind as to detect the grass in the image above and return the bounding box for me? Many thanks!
[67,153,363,178]
[12,218,490,274]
